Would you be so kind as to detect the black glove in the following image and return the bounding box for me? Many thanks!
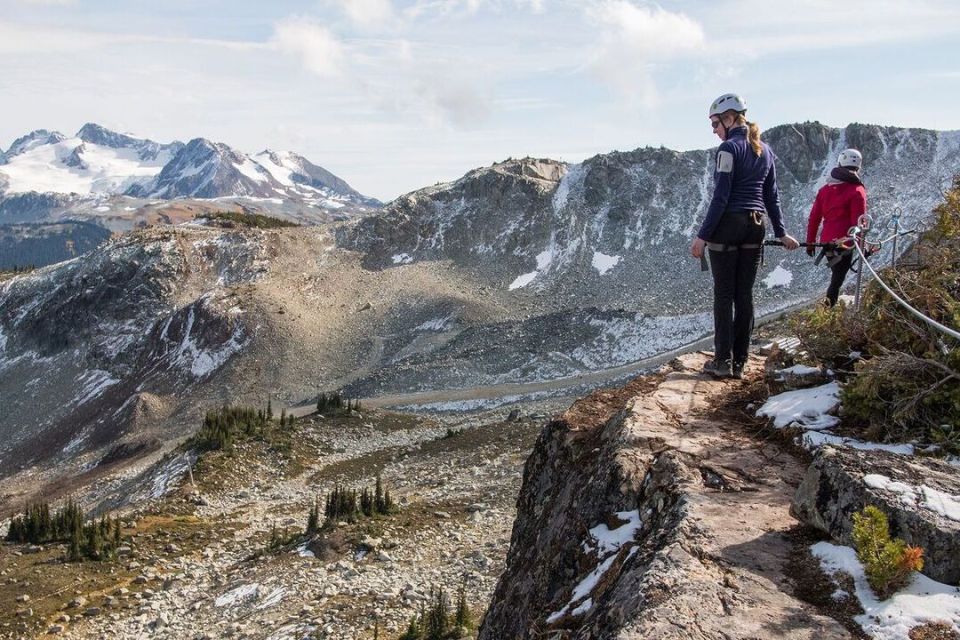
[806,246,815,257]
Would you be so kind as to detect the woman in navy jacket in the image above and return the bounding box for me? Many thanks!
[691,93,799,379]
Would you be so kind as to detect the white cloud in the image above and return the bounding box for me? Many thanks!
[405,0,547,19]
[272,18,345,77]
[585,1,705,106]
[707,0,960,56]
[329,0,396,27]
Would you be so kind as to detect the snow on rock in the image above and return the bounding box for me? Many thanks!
[591,252,621,275]
[509,248,554,290]
[756,382,841,430]
[73,369,120,407]
[812,542,960,639]
[392,253,414,265]
[863,474,960,522]
[215,583,261,608]
[763,264,793,288]
[800,432,915,455]
[776,365,822,376]
[256,587,287,610]
[548,511,642,623]
[415,316,454,332]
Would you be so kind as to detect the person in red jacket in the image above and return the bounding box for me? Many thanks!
[806,148,867,306]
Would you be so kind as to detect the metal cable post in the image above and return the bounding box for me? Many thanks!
[891,214,900,272]
[853,214,873,311]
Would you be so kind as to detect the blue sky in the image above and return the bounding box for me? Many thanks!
[2,0,959,200]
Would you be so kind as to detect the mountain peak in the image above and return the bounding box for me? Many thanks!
[6,129,67,158]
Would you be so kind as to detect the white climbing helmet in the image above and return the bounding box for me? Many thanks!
[838,148,863,170]
[709,93,747,118]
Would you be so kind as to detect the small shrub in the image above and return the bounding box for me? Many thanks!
[792,302,867,367]
[852,505,924,599]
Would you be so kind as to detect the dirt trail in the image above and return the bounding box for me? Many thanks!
[618,353,848,637]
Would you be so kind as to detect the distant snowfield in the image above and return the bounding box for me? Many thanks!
[0,137,171,194]
[763,264,793,288]
[509,248,554,290]
[592,251,621,275]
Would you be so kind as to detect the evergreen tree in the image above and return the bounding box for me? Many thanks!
[399,615,421,640]
[267,399,273,421]
[454,580,472,630]
[306,497,320,535]
[425,587,449,640]
[84,521,102,560]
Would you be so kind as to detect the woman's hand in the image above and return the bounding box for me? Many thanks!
[778,235,800,250]
[691,237,706,259]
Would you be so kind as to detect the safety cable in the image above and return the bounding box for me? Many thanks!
[849,231,960,342]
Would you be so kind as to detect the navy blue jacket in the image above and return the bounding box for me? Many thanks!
[696,126,786,241]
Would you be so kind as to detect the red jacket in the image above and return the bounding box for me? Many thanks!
[806,181,867,245]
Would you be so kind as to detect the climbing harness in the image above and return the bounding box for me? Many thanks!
[699,211,765,272]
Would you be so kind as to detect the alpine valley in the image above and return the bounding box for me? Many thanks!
[0,120,958,640]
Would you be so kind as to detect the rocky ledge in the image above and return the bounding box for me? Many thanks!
[793,446,960,584]
[480,353,849,639]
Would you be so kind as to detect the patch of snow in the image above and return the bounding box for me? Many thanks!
[392,253,414,265]
[215,583,260,608]
[73,369,119,407]
[757,382,841,430]
[592,252,621,275]
[552,163,584,214]
[416,316,454,332]
[571,598,593,616]
[256,587,287,610]
[812,542,960,639]
[62,428,90,455]
[295,543,315,558]
[232,157,269,183]
[763,265,793,288]
[252,151,296,186]
[776,365,822,376]
[148,454,194,499]
[589,510,643,555]
[508,247,555,290]
[548,511,642,623]
[508,271,538,290]
[863,474,960,522]
[171,305,248,378]
[800,431,916,455]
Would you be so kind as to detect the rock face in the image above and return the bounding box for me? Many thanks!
[341,123,960,315]
[0,226,265,487]
[480,354,849,639]
[792,446,960,584]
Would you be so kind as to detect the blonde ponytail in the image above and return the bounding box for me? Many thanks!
[732,113,763,156]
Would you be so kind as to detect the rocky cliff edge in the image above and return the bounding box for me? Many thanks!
[480,352,851,639]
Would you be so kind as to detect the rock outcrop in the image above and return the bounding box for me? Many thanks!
[480,353,849,639]
[792,446,960,584]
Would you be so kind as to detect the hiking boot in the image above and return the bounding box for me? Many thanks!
[702,358,732,378]
[731,360,745,379]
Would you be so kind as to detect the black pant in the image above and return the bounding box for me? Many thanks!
[708,212,765,364]
[826,252,853,306]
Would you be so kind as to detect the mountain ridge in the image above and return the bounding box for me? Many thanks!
[0,123,381,224]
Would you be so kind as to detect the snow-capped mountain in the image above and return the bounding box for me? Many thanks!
[128,139,379,209]
[0,123,381,223]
